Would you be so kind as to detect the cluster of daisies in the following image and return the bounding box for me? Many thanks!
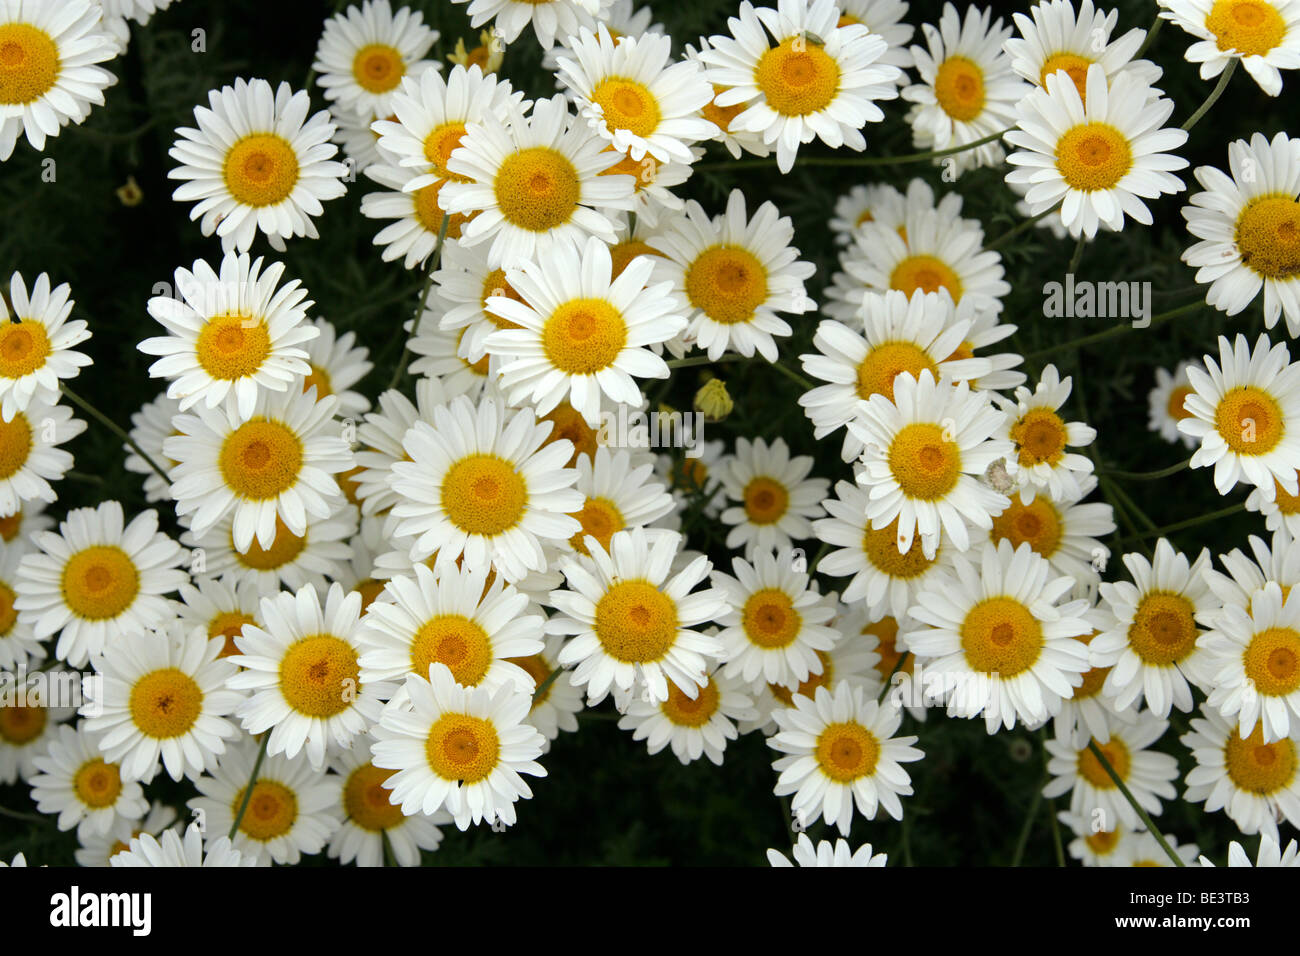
[0,0,1299,868]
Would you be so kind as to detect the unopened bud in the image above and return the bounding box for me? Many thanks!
[693,378,733,423]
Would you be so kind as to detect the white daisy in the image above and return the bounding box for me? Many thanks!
[168,77,350,253]
[837,0,916,75]
[328,749,448,867]
[564,445,673,555]
[125,391,181,503]
[28,722,147,836]
[299,317,373,420]
[111,823,258,868]
[766,833,889,867]
[994,364,1096,500]
[0,397,85,518]
[617,662,756,766]
[452,0,604,50]
[1058,809,1133,866]
[360,159,468,270]
[988,478,1115,594]
[312,0,440,120]
[75,801,177,868]
[0,538,43,671]
[506,632,583,752]
[1147,361,1201,449]
[1158,0,1300,96]
[0,672,74,785]
[1209,835,1300,867]
[718,436,828,559]
[0,272,91,421]
[1126,831,1201,867]
[351,378,462,518]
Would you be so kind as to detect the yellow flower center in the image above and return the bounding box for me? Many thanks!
[441,454,528,536]
[219,419,304,501]
[342,762,404,832]
[423,121,472,182]
[1214,385,1284,455]
[1244,626,1300,696]
[0,413,31,480]
[235,516,306,570]
[1206,0,1287,55]
[1274,472,1300,514]
[960,596,1043,676]
[1039,53,1093,103]
[542,298,627,374]
[128,668,203,739]
[771,649,834,705]
[570,496,624,555]
[480,268,525,330]
[609,239,663,280]
[1166,384,1195,421]
[754,36,841,116]
[1235,194,1300,281]
[685,245,768,325]
[1128,591,1199,665]
[410,614,493,687]
[660,676,721,727]
[888,422,961,501]
[863,517,939,578]
[701,84,746,132]
[541,402,598,466]
[0,509,21,542]
[814,721,880,782]
[1224,724,1297,793]
[890,254,963,300]
[1010,407,1069,466]
[0,23,59,106]
[425,712,500,783]
[233,780,297,841]
[1077,737,1130,788]
[0,321,50,379]
[73,759,123,809]
[195,315,272,381]
[856,342,938,402]
[223,134,300,207]
[352,43,406,93]
[0,702,45,743]
[934,55,986,122]
[278,635,361,717]
[989,495,1063,557]
[742,475,789,524]
[594,579,678,663]
[1085,827,1122,855]
[301,364,332,398]
[209,610,257,658]
[413,179,469,239]
[590,77,661,137]
[62,546,140,621]
[494,147,581,233]
[0,580,16,637]
[741,588,802,649]
[1056,123,1133,191]
[507,653,553,709]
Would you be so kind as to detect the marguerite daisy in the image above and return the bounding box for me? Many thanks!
[0,272,91,421]
[177,573,264,658]
[111,824,257,868]
[717,436,828,558]
[508,633,584,752]
[28,722,147,836]
[994,363,1096,500]
[767,833,889,867]
[1158,0,1300,96]
[617,661,756,765]
[1147,361,1201,449]
[987,478,1115,594]
[0,398,84,518]
[312,0,440,120]
[299,317,373,420]
[328,749,448,867]
[451,0,604,50]
[125,392,181,503]
[564,445,674,555]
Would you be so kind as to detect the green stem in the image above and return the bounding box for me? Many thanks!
[1099,457,1190,481]
[1100,476,1158,534]
[1024,300,1202,360]
[696,127,1012,172]
[1086,740,1184,867]
[228,734,270,841]
[986,204,1061,251]
[60,384,170,484]
[768,359,814,391]
[1009,781,1043,867]
[877,651,910,704]
[1135,15,1163,59]
[381,830,397,867]
[1066,233,1087,275]
[387,214,451,391]
[533,666,563,701]
[665,355,743,370]
[1181,58,1237,132]
[1114,501,1245,548]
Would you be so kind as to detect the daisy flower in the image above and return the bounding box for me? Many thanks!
[1127,831,1201,867]
[0,0,116,160]
[75,801,178,868]
[649,189,814,362]
[328,749,448,867]
[564,445,673,555]
[125,392,181,503]
[1181,132,1300,335]
[1004,64,1189,240]
[1248,465,1300,536]
[168,77,350,253]
[766,833,889,867]
[111,824,257,868]
[312,0,439,120]
[1051,608,1136,748]
[389,394,583,583]
[698,0,902,174]
[406,321,496,398]
[848,370,1012,558]
[449,29,507,75]
[14,501,186,669]
[0,539,43,671]
[814,479,950,621]
[556,25,715,164]
[988,479,1115,592]
[165,385,354,552]
[189,740,341,865]
[827,181,913,246]
[451,0,604,50]
[360,160,470,269]
[711,547,838,687]
[506,633,583,752]
[1178,333,1300,497]
[483,235,685,427]
[1209,835,1300,867]
[768,683,923,836]
[357,562,543,695]
[837,0,916,75]
[440,93,636,268]
[994,364,1096,500]
[547,526,726,706]
[903,3,1028,175]
[0,272,91,421]
[904,540,1093,732]
[139,252,319,420]
[1158,0,1300,96]
[1199,527,1300,631]
[229,582,388,769]
[1043,710,1178,831]
[1058,810,1133,867]
[1092,538,1218,717]
[0,675,73,785]
[299,317,373,420]
[0,398,85,518]
[617,662,756,765]
[429,238,531,366]
[371,662,548,830]
[1182,706,1300,841]
[81,623,243,782]
[28,722,147,836]
[718,436,828,559]
[351,378,461,518]
[1147,361,1200,449]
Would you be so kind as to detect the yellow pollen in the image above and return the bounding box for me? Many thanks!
[425,712,500,783]
[934,55,986,122]
[233,780,297,841]
[989,496,1063,557]
[1011,408,1069,466]
[609,240,663,280]
[1056,123,1133,191]
[1235,195,1300,281]
[73,759,123,809]
[701,84,746,132]
[411,614,493,687]
[540,402,598,466]
[209,611,257,657]
[754,36,841,116]
[343,762,405,831]
[441,454,528,536]
[570,497,624,555]
[814,721,880,782]
[772,649,834,705]
[278,635,360,717]
[856,342,938,402]
[352,43,405,93]
[1206,0,1286,55]
[1077,737,1131,788]
[236,516,306,570]
[218,418,304,500]
[0,24,60,106]
[888,422,961,501]
[1224,724,1297,793]
[223,134,300,207]
[590,77,661,137]
[423,121,472,182]
[195,315,272,381]
[0,702,45,743]
[1244,626,1300,696]
[742,475,789,525]
[494,147,581,232]
[507,653,554,709]
[61,546,140,621]
[480,268,525,330]
[1128,591,1199,665]
[0,413,32,480]
[1167,384,1195,421]
[594,579,678,662]
[685,245,768,325]
[542,298,627,374]
[0,321,51,379]
[1214,385,1284,455]
[660,677,721,727]
[1039,53,1093,102]
[0,580,16,637]
[301,364,332,398]
[890,254,963,300]
[128,668,203,738]
[960,596,1043,676]
[741,588,802,648]
[864,518,938,577]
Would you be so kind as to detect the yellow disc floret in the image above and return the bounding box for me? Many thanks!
[129,668,204,738]
[196,315,272,381]
[494,147,581,233]
[685,246,769,325]
[425,712,500,783]
[1056,123,1133,191]
[410,614,493,687]
[1214,385,1284,455]
[814,721,880,782]
[0,24,60,106]
[278,635,360,718]
[542,298,627,374]
[934,55,986,122]
[62,546,139,620]
[223,134,300,207]
[594,579,678,663]
[1235,195,1300,281]
[440,454,528,536]
[960,596,1043,676]
[219,419,304,500]
[888,422,961,501]
[754,36,841,116]
[0,320,51,379]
